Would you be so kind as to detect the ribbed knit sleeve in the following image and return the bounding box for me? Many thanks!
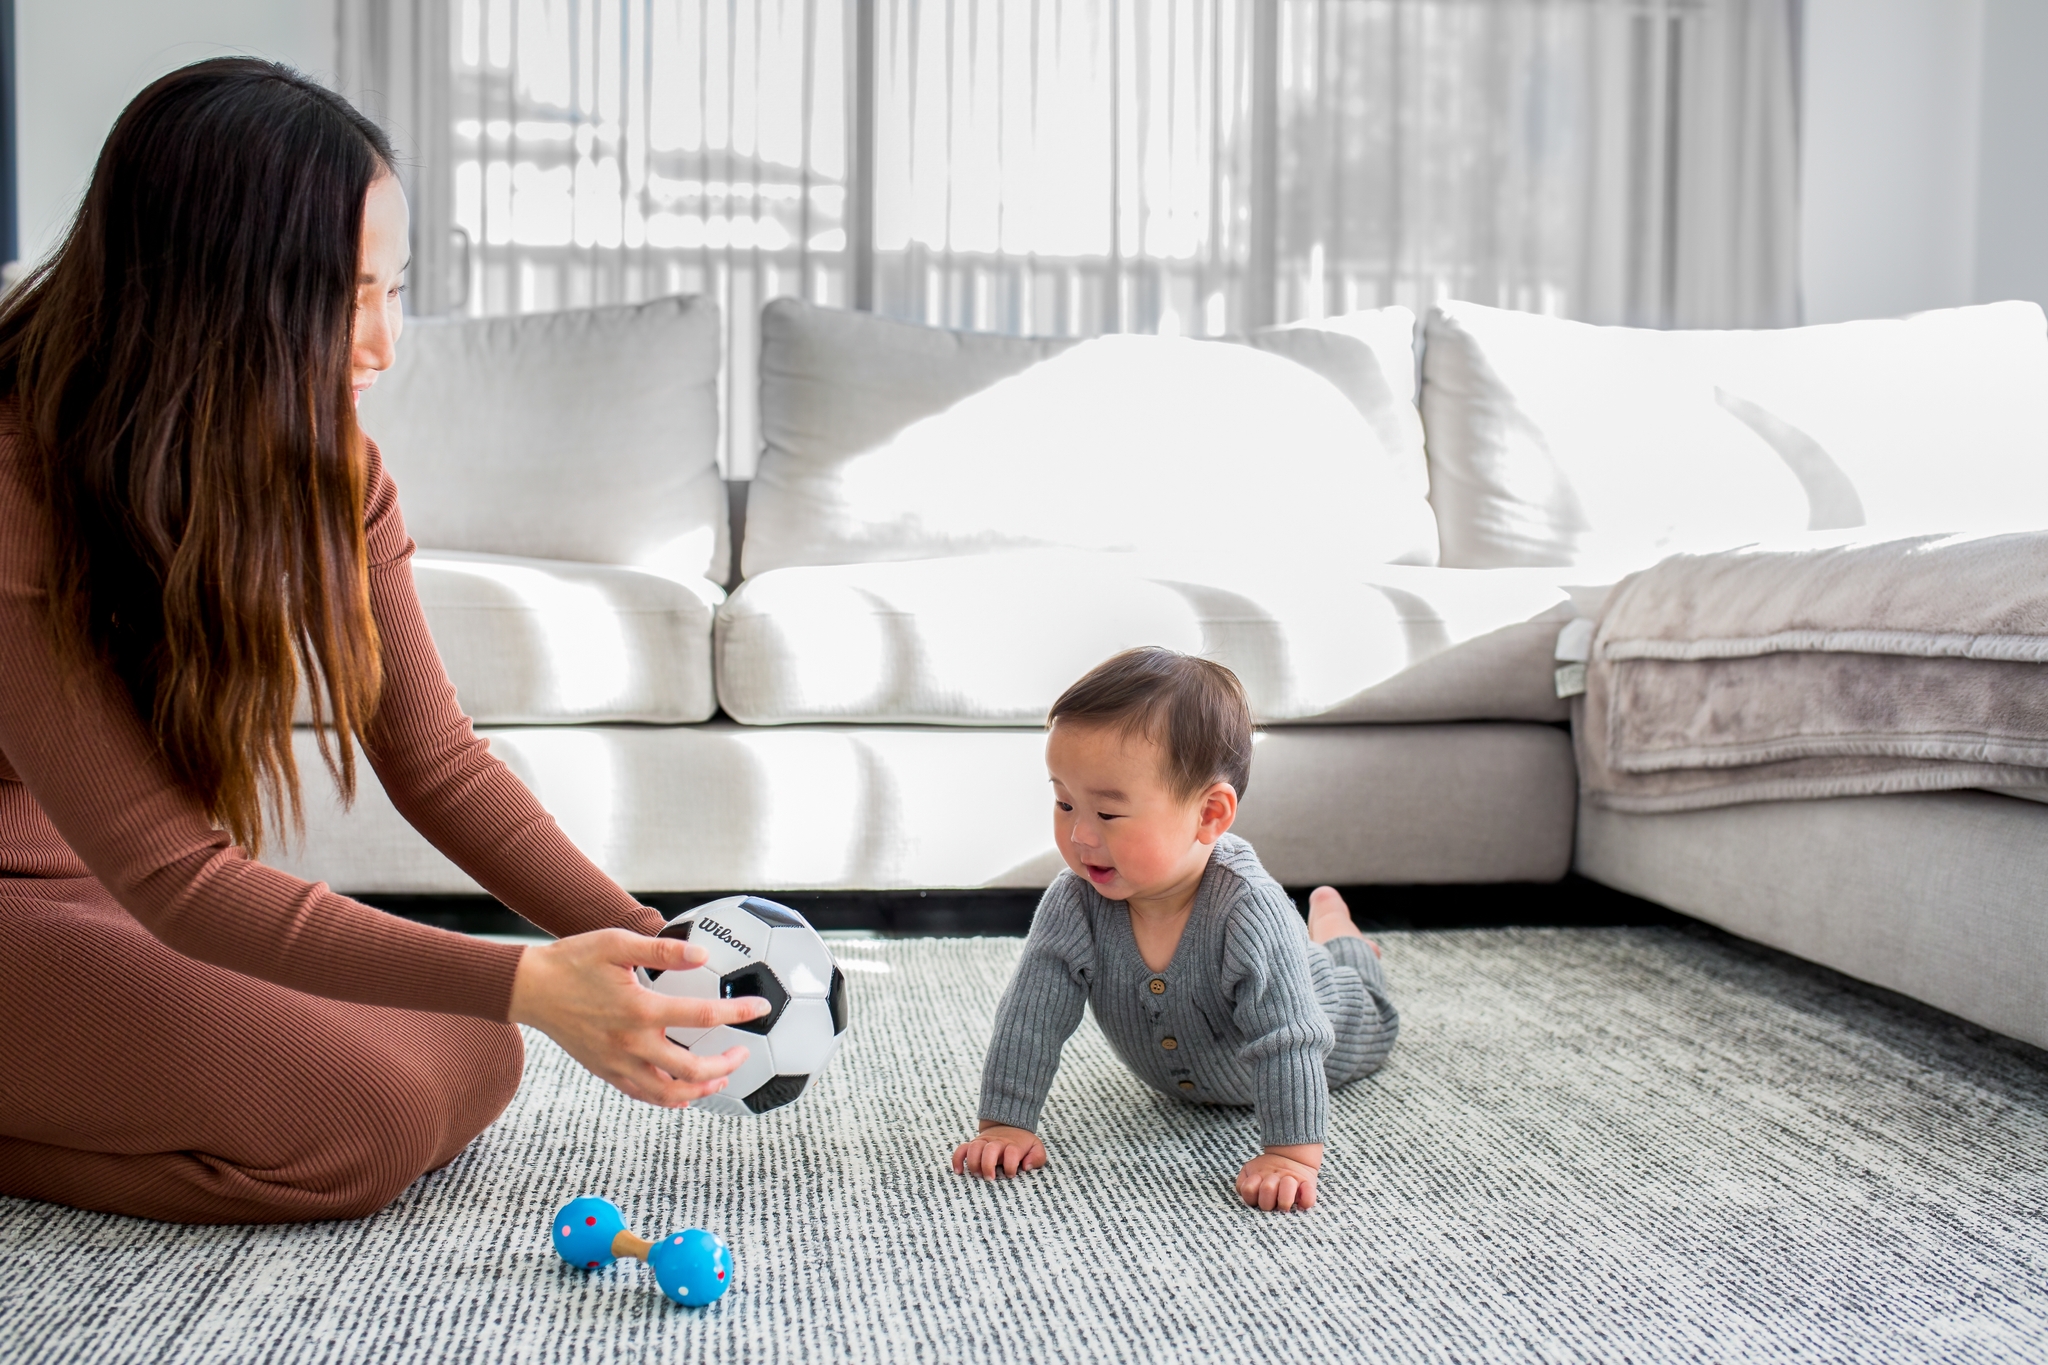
[0,419,670,1020]
[1220,885,1336,1147]
[357,444,659,944]
[977,875,1095,1134]
[0,425,529,1018]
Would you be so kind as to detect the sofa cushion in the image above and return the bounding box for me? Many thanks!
[1244,309,1424,483]
[277,720,1577,891]
[357,296,729,582]
[714,551,1576,726]
[746,299,1435,576]
[1423,299,2048,569]
[412,552,721,724]
[1576,792,2048,1051]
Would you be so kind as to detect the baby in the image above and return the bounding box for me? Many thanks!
[950,647,1399,1211]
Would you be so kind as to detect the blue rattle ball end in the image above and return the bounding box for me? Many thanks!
[646,1228,734,1306]
[552,1196,628,1270]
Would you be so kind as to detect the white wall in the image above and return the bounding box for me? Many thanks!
[1974,0,2048,312]
[1799,0,1986,323]
[1801,0,2048,323]
[16,0,337,267]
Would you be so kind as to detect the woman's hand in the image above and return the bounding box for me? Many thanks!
[951,1121,1047,1179]
[1236,1144,1322,1211]
[509,929,770,1108]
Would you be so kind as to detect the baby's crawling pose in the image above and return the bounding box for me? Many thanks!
[950,647,1400,1211]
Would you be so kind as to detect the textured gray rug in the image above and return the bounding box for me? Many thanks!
[5,926,2047,1364]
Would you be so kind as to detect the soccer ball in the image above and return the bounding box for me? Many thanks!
[635,895,849,1116]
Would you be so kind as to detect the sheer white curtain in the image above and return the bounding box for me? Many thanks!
[341,0,850,478]
[880,0,1798,334]
[1271,0,1800,329]
[869,0,1258,337]
[339,0,1800,473]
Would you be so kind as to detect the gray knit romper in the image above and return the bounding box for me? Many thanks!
[978,833,1399,1148]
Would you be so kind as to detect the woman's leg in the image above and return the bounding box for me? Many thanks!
[0,880,524,1224]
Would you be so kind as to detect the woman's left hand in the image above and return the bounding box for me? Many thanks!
[508,928,770,1108]
[1236,1144,1323,1211]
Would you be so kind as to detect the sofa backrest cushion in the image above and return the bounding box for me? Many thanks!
[1423,299,2048,569]
[746,299,1435,576]
[356,295,727,581]
[1244,310,1424,486]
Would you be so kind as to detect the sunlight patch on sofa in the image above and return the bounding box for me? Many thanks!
[430,557,635,712]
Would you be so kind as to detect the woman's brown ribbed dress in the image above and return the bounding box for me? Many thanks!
[0,411,663,1223]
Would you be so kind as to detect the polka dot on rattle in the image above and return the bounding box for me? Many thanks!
[559,1225,570,1237]
[586,1216,597,1226]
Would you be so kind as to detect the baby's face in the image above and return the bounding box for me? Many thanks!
[1045,720,1225,904]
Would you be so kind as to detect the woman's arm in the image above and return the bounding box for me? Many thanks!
[0,442,524,1018]
[355,443,661,941]
[0,437,761,1103]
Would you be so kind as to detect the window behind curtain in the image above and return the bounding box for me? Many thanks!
[345,0,1798,478]
[868,0,1258,339]
[440,0,847,478]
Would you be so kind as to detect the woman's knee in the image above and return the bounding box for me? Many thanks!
[307,1018,524,1219]
[434,1020,524,1166]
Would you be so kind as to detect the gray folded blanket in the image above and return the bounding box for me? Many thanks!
[1571,531,2048,812]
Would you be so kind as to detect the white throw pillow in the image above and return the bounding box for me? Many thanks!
[746,300,1434,576]
[357,295,728,582]
[1422,299,2048,569]
[1705,303,2048,540]
[1245,309,1426,500]
[1423,302,1807,569]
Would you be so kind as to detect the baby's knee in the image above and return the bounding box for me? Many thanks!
[1328,1004,1399,1088]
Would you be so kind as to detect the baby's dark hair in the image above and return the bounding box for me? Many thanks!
[1048,647,1254,801]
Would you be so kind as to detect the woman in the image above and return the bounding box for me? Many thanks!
[0,59,763,1223]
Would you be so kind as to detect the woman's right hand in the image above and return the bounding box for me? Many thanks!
[507,929,770,1108]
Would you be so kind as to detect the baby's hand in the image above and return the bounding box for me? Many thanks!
[1236,1145,1322,1211]
[951,1122,1047,1180]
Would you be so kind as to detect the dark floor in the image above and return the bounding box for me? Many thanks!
[363,874,1686,938]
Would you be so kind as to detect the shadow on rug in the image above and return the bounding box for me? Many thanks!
[4,926,2046,1364]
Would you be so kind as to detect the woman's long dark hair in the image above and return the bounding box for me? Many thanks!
[0,58,393,854]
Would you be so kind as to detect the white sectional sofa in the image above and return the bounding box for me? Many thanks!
[1421,298,2048,1049]
[278,293,2048,1049]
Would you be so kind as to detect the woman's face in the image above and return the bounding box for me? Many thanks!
[352,172,408,405]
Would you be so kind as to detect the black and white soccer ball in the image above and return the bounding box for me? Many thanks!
[635,895,849,1116]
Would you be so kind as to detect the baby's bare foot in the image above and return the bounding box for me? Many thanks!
[1307,886,1381,957]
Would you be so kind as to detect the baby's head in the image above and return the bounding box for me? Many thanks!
[1044,647,1253,902]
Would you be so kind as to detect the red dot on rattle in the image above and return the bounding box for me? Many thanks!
[585,1216,597,1226]
[587,1260,598,1268]
[717,1270,725,1280]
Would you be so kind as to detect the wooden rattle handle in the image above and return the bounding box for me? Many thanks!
[611,1230,654,1262]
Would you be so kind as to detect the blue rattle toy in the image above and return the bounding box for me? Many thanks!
[552,1196,734,1307]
